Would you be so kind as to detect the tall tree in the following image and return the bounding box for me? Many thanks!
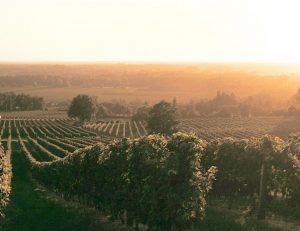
[68,95,95,123]
[147,100,178,135]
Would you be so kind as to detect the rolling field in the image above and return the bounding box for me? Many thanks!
[84,116,300,140]
[180,116,300,140]
[0,118,109,158]
[0,118,129,231]
[3,110,299,141]
[83,119,147,138]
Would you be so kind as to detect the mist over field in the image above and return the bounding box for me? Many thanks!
[0,63,300,105]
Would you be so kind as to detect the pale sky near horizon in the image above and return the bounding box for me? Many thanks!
[0,0,300,63]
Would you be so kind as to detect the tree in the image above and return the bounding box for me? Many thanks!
[0,92,43,111]
[68,95,95,123]
[131,106,150,121]
[126,132,216,230]
[147,100,178,135]
[291,88,300,104]
[287,105,298,116]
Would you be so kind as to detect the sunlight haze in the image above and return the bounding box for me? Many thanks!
[0,0,299,63]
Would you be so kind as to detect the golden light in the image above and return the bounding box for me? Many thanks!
[0,0,299,63]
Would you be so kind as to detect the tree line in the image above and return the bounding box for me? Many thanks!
[0,92,43,111]
[67,87,300,123]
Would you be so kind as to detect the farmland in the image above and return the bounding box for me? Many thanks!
[84,119,147,138]
[84,116,300,140]
[1,113,300,231]
[0,118,106,149]
[1,110,300,142]
[180,116,300,140]
[3,1,300,229]
[0,116,118,230]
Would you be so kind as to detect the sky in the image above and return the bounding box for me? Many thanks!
[0,0,300,63]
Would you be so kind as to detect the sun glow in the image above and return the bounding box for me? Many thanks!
[0,0,299,63]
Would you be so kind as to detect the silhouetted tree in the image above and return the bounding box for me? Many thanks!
[68,95,95,122]
[288,105,298,116]
[132,106,150,121]
[292,88,300,104]
[147,101,178,135]
[0,92,43,111]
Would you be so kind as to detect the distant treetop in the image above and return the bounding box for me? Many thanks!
[0,92,43,111]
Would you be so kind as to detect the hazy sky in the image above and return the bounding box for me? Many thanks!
[0,0,299,62]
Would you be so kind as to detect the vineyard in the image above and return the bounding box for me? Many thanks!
[84,116,300,141]
[0,110,68,119]
[83,120,147,138]
[0,117,103,201]
[3,1,300,229]
[0,118,106,150]
[1,115,300,231]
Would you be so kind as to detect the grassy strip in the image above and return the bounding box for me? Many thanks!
[1,142,293,231]
[1,142,107,231]
[196,207,283,231]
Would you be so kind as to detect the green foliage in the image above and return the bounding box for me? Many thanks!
[3,143,109,231]
[164,132,216,228]
[0,92,43,111]
[68,95,96,122]
[275,134,300,205]
[0,144,11,218]
[15,114,300,227]
[22,132,216,230]
[203,138,259,199]
[203,134,300,218]
[147,101,178,135]
[132,106,150,121]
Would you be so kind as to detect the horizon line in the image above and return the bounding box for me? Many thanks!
[0,60,300,65]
